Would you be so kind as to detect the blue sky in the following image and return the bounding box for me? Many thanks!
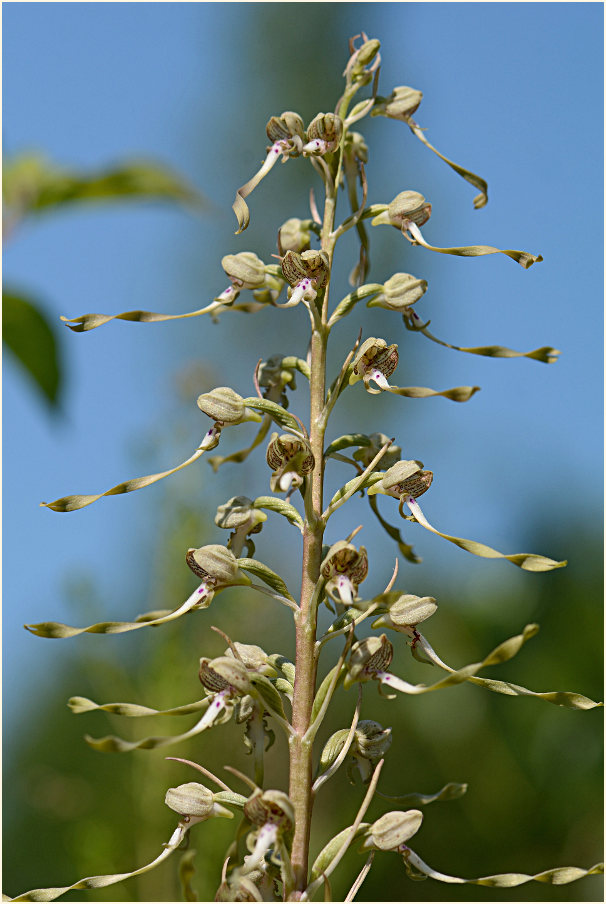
[3,3,603,739]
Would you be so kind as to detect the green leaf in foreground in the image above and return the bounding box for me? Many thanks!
[2,289,61,407]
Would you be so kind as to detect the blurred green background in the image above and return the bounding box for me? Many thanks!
[3,3,603,902]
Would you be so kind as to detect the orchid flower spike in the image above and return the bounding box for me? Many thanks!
[350,337,399,393]
[321,540,369,608]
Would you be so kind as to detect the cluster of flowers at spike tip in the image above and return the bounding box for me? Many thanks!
[196,386,263,451]
[184,544,252,611]
[164,781,233,847]
[321,540,369,608]
[266,432,314,493]
[279,248,330,309]
[367,459,434,518]
[349,337,399,393]
[320,719,393,784]
[215,496,267,558]
[302,112,344,156]
[217,252,284,307]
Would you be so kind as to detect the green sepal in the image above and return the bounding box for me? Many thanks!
[324,434,372,459]
[242,397,302,433]
[237,558,296,602]
[253,496,304,531]
[281,356,311,381]
[213,791,248,808]
[328,284,383,327]
[249,673,288,720]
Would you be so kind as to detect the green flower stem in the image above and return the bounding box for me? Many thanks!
[288,113,349,897]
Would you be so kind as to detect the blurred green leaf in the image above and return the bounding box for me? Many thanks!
[3,153,202,223]
[2,289,62,407]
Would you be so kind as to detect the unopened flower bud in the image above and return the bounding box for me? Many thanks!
[321,540,368,607]
[186,544,251,588]
[353,434,401,471]
[372,86,423,121]
[362,809,423,851]
[367,273,428,312]
[221,252,266,290]
[277,218,313,256]
[197,387,262,425]
[266,433,314,493]
[165,782,231,820]
[350,338,399,392]
[344,634,394,688]
[352,38,381,69]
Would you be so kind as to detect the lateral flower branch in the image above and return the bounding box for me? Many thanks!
[10,32,602,904]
